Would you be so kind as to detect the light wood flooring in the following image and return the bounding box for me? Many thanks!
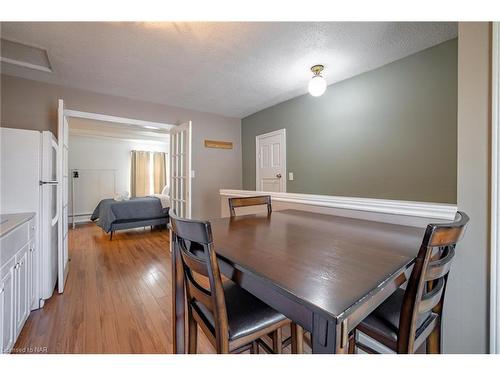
[13,223,221,353]
[13,223,302,354]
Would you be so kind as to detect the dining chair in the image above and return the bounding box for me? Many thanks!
[228,195,272,217]
[226,195,305,353]
[348,211,469,354]
[169,212,291,354]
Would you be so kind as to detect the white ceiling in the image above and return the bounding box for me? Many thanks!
[1,22,457,118]
[68,117,170,143]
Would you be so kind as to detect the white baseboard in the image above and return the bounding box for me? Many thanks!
[69,214,92,225]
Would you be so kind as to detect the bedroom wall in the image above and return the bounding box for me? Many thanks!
[68,133,169,222]
[0,74,242,219]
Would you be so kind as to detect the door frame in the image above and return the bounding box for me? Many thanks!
[57,100,69,293]
[255,128,286,193]
[491,21,500,354]
[57,105,175,293]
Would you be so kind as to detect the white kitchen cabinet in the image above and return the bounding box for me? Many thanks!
[28,241,37,311]
[15,244,29,334]
[0,213,37,354]
[0,274,2,352]
[1,262,15,354]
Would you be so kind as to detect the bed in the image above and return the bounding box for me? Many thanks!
[90,195,170,240]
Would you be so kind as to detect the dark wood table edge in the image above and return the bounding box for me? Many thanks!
[337,260,415,332]
[218,253,344,353]
[216,253,338,321]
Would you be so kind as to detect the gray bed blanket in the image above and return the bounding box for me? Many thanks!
[90,197,168,233]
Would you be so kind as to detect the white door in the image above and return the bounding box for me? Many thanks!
[256,129,286,192]
[169,121,192,218]
[57,99,69,293]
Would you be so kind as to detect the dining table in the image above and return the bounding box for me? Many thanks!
[171,209,426,354]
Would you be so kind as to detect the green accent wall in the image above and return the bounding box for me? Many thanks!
[241,39,458,203]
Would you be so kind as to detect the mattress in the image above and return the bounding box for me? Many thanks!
[90,197,169,232]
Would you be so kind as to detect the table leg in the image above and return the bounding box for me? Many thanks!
[171,241,186,354]
[311,313,349,354]
[311,313,336,353]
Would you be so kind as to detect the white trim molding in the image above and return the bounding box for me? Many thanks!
[491,21,500,355]
[220,189,457,220]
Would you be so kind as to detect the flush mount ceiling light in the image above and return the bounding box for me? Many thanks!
[143,125,160,130]
[308,64,327,97]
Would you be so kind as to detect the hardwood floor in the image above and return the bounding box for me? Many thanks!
[13,223,219,354]
[14,223,302,354]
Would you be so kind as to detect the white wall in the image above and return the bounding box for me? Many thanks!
[68,134,169,221]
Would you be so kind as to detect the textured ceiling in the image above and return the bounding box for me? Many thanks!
[68,118,170,143]
[1,22,457,118]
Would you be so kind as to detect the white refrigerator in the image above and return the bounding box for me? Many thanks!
[0,127,59,307]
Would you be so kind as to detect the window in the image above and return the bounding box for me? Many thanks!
[130,150,168,197]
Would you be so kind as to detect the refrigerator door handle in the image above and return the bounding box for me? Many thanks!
[39,180,58,185]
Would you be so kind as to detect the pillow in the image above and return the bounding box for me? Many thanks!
[114,191,130,201]
[161,185,169,196]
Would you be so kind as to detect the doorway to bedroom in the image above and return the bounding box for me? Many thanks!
[66,115,172,227]
[54,101,190,293]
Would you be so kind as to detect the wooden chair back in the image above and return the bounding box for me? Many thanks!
[398,211,469,353]
[169,212,230,352]
[228,195,272,217]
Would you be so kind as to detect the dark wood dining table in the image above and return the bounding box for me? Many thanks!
[172,209,426,354]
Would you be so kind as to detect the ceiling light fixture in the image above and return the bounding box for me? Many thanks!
[308,64,327,97]
[143,125,160,130]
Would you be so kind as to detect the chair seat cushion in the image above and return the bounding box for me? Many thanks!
[357,288,433,351]
[193,280,287,341]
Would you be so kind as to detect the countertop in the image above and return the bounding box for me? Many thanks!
[0,212,36,238]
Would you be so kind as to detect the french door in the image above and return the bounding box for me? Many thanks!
[169,121,192,219]
[57,99,69,293]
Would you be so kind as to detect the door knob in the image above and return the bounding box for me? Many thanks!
[276,173,282,178]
